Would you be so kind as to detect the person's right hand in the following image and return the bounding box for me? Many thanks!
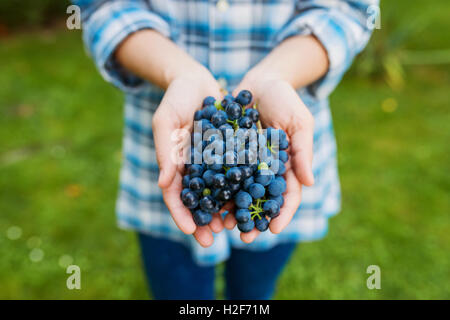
[152,67,224,247]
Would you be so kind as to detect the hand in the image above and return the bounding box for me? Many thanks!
[152,67,225,247]
[224,74,315,243]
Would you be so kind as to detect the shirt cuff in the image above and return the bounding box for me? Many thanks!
[82,1,171,92]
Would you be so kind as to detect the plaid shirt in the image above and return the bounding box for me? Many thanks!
[75,0,377,265]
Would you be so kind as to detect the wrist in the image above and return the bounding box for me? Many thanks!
[241,68,291,97]
[164,62,211,88]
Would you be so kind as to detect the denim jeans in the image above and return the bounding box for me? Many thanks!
[138,232,297,299]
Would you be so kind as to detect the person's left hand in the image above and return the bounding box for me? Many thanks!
[224,74,315,243]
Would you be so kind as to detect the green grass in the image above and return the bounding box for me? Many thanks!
[0,1,449,299]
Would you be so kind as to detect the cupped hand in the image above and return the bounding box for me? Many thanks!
[224,75,315,243]
[152,68,225,247]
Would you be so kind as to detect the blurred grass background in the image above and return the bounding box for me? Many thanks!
[0,0,449,299]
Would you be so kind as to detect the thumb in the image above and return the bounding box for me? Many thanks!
[290,128,315,187]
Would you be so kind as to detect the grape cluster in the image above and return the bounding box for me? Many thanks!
[180,90,289,233]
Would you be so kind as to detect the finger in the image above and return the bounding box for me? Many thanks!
[269,169,302,234]
[218,202,236,230]
[193,226,214,248]
[290,127,315,186]
[209,212,224,233]
[224,213,237,230]
[162,172,197,234]
[152,107,178,189]
[240,229,260,243]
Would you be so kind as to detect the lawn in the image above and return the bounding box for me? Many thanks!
[0,1,449,299]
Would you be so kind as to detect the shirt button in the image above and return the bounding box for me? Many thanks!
[216,0,229,12]
[217,77,228,89]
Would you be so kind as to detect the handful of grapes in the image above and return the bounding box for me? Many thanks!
[180,90,289,233]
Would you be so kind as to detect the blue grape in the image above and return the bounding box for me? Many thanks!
[200,196,215,213]
[229,183,241,194]
[235,191,252,209]
[243,176,255,191]
[235,209,251,223]
[194,110,203,121]
[211,110,228,127]
[189,177,205,192]
[279,150,289,163]
[255,169,274,186]
[226,167,243,183]
[221,94,234,109]
[217,188,232,201]
[182,175,190,188]
[225,102,242,120]
[235,90,252,106]
[188,164,204,177]
[202,170,215,187]
[238,116,253,129]
[245,108,259,122]
[255,216,269,232]
[212,173,226,189]
[202,96,216,107]
[240,166,253,179]
[263,200,280,218]
[238,219,255,233]
[268,177,286,196]
[248,183,265,199]
[181,190,199,209]
[269,195,284,207]
[270,159,286,175]
[193,209,212,226]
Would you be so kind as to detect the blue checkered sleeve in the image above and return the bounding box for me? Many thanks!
[73,0,170,91]
[276,0,379,98]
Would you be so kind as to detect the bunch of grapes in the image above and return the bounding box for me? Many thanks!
[180,90,289,233]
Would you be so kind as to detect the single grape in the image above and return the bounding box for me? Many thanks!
[202,96,216,107]
[188,164,204,178]
[193,209,213,226]
[255,169,274,186]
[279,150,289,163]
[217,188,232,201]
[189,177,205,192]
[182,175,190,188]
[212,173,226,189]
[248,183,265,199]
[245,108,259,122]
[240,166,253,179]
[211,110,228,127]
[194,110,203,121]
[238,116,253,129]
[235,209,251,223]
[267,178,286,196]
[200,196,215,213]
[221,94,234,109]
[255,216,269,232]
[225,102,242,120]
[237,219,255,233]
[263,200,280,218]
[235,190,252,209]
[181,190,199,209]
[226,167,243,184]
[202,170,215,187]
[229,183,242,194]
[235,90,252,106]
